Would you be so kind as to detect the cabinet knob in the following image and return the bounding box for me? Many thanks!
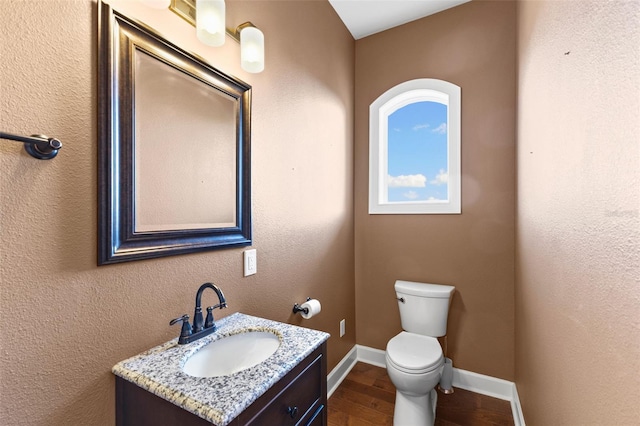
[287,406,298,419]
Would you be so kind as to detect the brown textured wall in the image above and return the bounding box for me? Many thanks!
[0,1,354,424]
[354,0,517,380]
[516,0,640,424]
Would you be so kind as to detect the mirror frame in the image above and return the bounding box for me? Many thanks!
[97,2,252,265]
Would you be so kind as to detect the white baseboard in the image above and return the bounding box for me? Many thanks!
[327,344,525,426]
[327,345,358,398]
[511,384,525,426]
[354,344,386,368]
[452,367,525,426]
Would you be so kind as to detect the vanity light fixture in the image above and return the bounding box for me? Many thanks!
[142,0,265,73]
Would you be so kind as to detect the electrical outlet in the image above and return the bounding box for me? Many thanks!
[244,249,257,276]
[340,319,346,337]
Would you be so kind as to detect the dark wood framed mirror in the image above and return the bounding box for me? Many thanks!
[98,1,251,265]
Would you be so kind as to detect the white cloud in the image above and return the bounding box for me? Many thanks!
[412,123,430,131]
[388,174,427,188]
[403,191,420,199]
[431,122,447,134]
[430,169,448,186]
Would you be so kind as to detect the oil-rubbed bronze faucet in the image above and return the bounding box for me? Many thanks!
[170,283,227,345]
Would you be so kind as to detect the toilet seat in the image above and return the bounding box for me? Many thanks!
[386,332,443,374]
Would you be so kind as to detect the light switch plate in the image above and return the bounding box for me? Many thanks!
[244,249,257,276]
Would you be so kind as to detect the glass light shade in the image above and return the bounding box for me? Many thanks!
[141,0,171,8]
[196,0,226,47]
[240,26,264,73]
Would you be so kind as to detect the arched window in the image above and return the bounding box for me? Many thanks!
[369,79,461,214]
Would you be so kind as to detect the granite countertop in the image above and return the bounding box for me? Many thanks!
[112,312,330,426]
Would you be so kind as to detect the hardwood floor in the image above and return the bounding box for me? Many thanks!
[327,363,514,426]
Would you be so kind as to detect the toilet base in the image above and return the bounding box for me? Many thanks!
[393,388,438,426]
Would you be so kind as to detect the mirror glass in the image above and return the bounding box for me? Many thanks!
[134,50,236,231]
[98,2,252,265]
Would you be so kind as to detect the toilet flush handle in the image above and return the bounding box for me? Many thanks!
[396,297,405,303]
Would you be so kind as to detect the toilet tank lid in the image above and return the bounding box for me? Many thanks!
[395,280,455,298]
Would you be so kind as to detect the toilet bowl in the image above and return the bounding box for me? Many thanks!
[386,332,444,425]
[385,280,455,426]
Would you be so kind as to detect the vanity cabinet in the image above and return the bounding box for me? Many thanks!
[115,342,327,426]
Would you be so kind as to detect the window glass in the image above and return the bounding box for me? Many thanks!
[387,101,448,203]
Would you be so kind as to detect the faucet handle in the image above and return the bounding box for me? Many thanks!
[204,307,215,329]
[169,314,192,339]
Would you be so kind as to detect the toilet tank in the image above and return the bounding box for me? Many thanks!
[395,280,455,337]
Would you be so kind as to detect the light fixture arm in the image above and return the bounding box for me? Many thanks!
[226,21,256,43]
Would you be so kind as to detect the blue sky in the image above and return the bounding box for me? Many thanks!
[387,101,448,202]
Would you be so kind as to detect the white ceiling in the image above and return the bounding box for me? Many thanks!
[328,0,471,40]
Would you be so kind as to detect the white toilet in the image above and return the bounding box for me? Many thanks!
[385,280,455,426]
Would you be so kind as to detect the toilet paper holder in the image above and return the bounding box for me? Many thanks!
[292,298,312,315]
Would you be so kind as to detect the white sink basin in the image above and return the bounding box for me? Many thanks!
[182,331,280,378]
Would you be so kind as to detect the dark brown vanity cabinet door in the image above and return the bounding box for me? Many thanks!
[244,352,323,425]
[238,343,327,426]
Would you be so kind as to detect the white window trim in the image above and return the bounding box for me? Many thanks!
[369,78,461,214]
